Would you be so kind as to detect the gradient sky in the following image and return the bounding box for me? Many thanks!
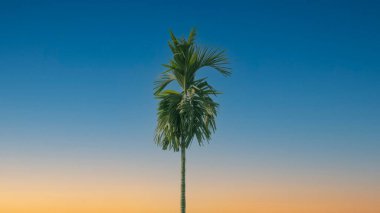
[1,1,379,213]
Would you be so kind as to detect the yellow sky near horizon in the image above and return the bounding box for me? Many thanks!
[1,162,379,213]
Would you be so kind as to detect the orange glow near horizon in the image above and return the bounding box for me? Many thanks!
[1,161,379,213]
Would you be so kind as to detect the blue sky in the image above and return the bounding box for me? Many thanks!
[0,0,379,187]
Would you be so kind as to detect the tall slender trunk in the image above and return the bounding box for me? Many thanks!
[180,146,186,213]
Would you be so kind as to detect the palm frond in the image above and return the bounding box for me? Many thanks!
[187,28,197,44]
[155,91,183,151]
[154,73,176,95]
[195,47,231,76]
[154,29,231,152]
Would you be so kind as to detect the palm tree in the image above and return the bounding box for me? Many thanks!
[154,29,230,213]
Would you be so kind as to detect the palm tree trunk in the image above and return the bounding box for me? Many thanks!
[180,145,186,213]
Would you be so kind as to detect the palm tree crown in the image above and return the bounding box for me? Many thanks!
[154,29,230,151]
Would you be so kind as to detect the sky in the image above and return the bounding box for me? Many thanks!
[0,0,379,213]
